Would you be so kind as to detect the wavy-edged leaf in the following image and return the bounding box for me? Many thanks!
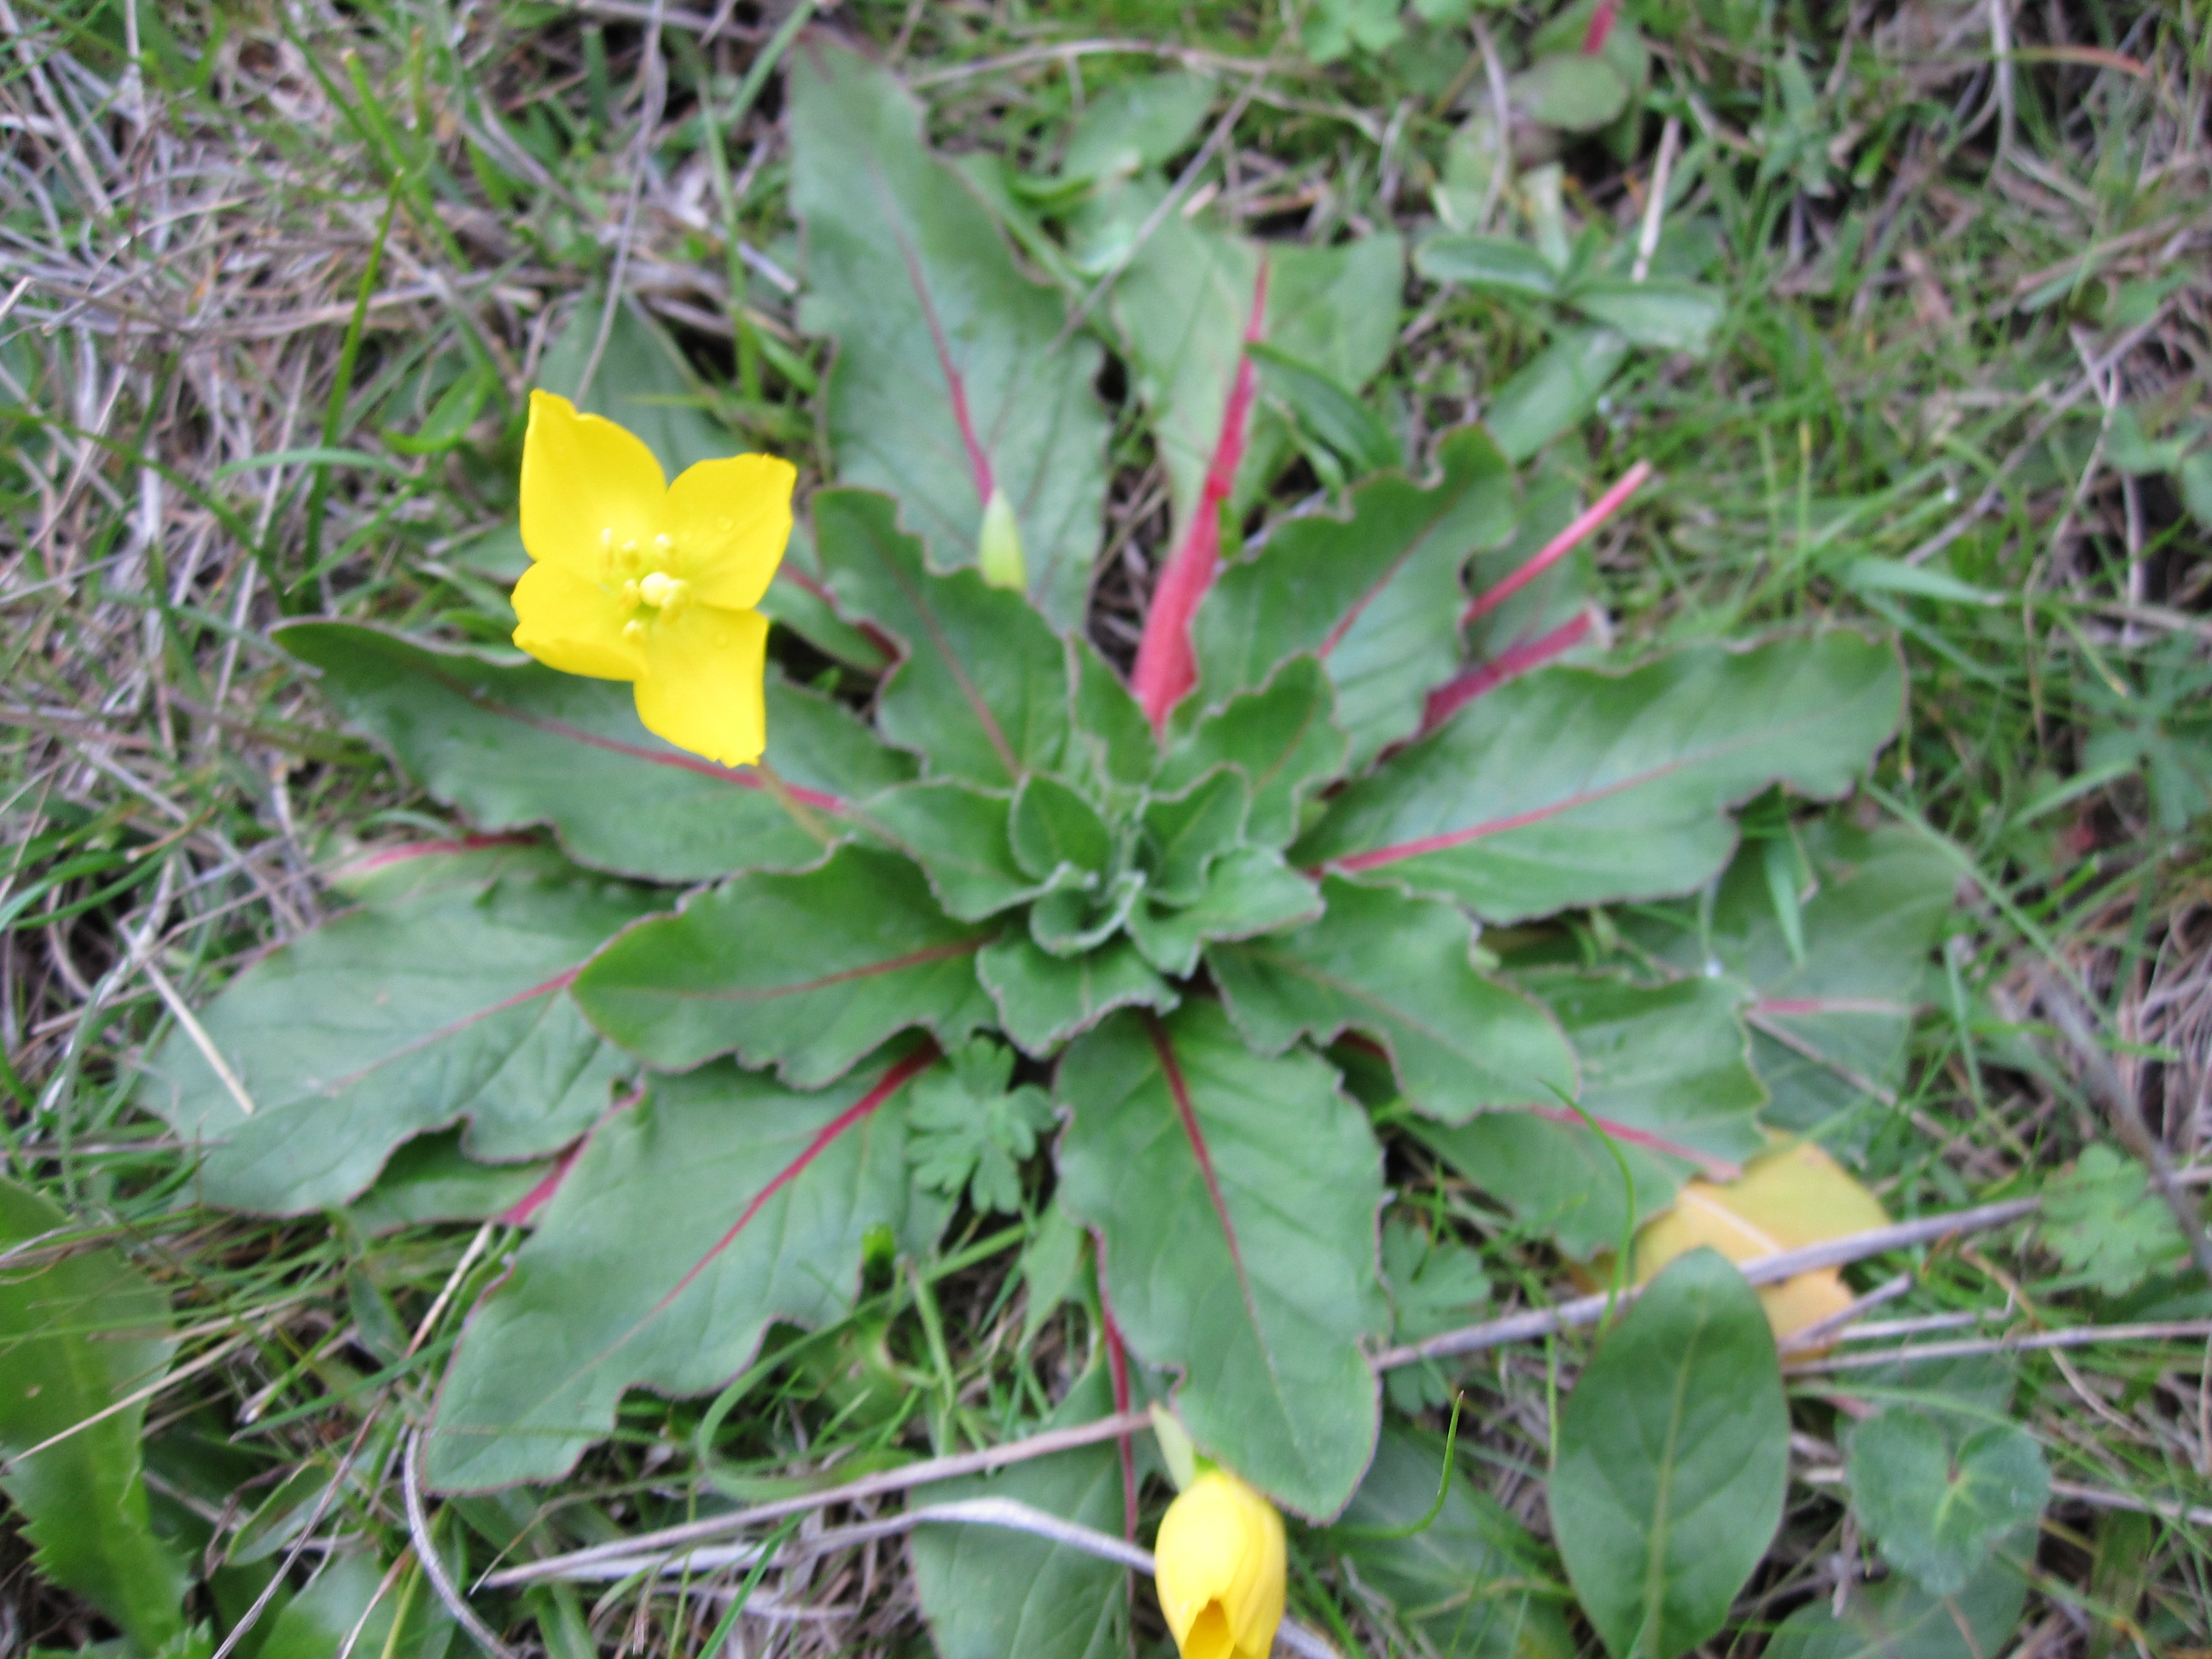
[1297,635,1906,921]
[0,1179,186,1654]
[1010,774,1115,881]
[1155,656,1348,847]
[1208,876,1574,1121]
[426,1055,930,1490]
[1630,823,1953,1135]
[1326,1426,1575,1659]
[789,38,1110,627]
[1551,1249,1788,1659]
[573,845,992,1085]
[280,621,901,882]
[815,487,1072,789]
[346,1129,553,1235]
[1056,1003,1387,1517]
[1413,974,1765,1258]
[137,854,651,1214]
[979,931,1178,1057]
[1193,427,1515,768]
[1142,767,1249,901]
[1126,845,1322,977]
[859,780,1036,921]
[910,1366,1129,1659]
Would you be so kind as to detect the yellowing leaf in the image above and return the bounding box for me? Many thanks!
[1631,1141,1889,1340]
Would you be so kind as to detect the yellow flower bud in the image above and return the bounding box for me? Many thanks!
[975,486,1027,591]
[1153,1469,1286,1659]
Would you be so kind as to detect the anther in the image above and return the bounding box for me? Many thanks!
[638,571,684,608]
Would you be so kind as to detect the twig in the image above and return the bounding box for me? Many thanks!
[1786,1321,2212,1374]
[2047,1477,2212,1529]
[405,1432,524,1659]
[1376,1196,2042,1368]
[1629,117,1680,284]
[481,1410,1155,1587]
[1777,1272,1913,1353]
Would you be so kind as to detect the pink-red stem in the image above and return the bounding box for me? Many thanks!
[1130,260,1271,731]
[1421,610,1594,731]
[1462,459,1652,626]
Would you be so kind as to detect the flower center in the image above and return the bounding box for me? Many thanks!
[605,530,690,643]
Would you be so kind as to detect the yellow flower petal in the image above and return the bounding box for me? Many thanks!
[632,602,770,767]
[1155,1470,1286,1659]
[667,453,796,610]
[520,389,666,579]
[512,562,645,681]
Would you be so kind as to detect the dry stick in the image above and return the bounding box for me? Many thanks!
[2026,959,2212,1285]
[574,0,667,405]
[1628,116,1680,285]
[1787,1320,2212,1374]
[2047,1477,2212,1530]
[494,1194,2045,1592]
[405,1432,525,1659]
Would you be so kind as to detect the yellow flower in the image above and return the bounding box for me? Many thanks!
[510,390,795,767]
[1154,1468,1286,1659]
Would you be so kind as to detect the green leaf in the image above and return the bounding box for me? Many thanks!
[1010,774,1115,881]
[1029,869,1149,958]
[1511,54,1631,131]
[1193,426,1516,769]
[1551,1249,1788,1659]
[1295,635,1906,922]
[1248,341,1402,476]
[910,1365,1129,1659]
[1764,1556,2029,1659]
[1485,328,1630,462]
[1209,877,1575,1122]
[1628,823,1954,1136]
[346,1129,551,1235]
[2180,450,2212,527]
[1414,234,1564,297]
[978,931,1179,1056]
[255,1547,454,1659]
[1569,278,1725,354]
[1141,767,1249,901]
[1415,974,1767,1258]
[1382,1220,1492,1344]
[279,621,905,882]
[1056,1003,1388,1518]
[1057,70,1216,183]
[2039,1144,2186,1296]
[789,41,1111,627]
[573,845,994,1085]
[859,781,1038,922]
[1847,1412,2049,1596]
[1068,637,1159,795]
[137,855,651,1213]
[906,1039,1055,1215]
[1115,218,1404,539]
[426,1058,929,1489]
[1838,558,2001,607]
[1155,656,1348,848]
[1125,845,1322,977]
[1326,1426,1575,1659]
[0,1179,187,1655]
[815,489,1073,789]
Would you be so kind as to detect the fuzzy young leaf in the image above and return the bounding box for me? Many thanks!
[980,931,1179,1056]
[1155,655,1348,847]
[137,853,651,1214]
[1417,974,1766,1258]
[279,623,905,882]
[1010,774,1115,881]
[1551,1249,1788,1659]
[1326,1427,1575,1659]
[858,780,1036,921]
[427,1057,931,1489]
[1848,1412,2049,1596]
[1297,635,1905,921]
[1126,845,1322,977]
[906,1039,1055,1214]
[2040,1144,2188,1295]
[1194,426,1515,767]
[0,1180,187,1655]
[1141,768,1249,902]
[789,41,1110,626]
[1056,1003,1388,1518]
[815,489,1072,789]
[573,845,993,1085]
[1208,876,1575,1121]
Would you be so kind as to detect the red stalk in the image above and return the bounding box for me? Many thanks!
[1421,610,1595,731]
[1461,459,1652,626]
[1102,1300,1138,1545]
[1130,259,1271,731]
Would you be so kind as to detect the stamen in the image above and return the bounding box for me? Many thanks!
[639,571,682,608]
[622,620,647,643]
